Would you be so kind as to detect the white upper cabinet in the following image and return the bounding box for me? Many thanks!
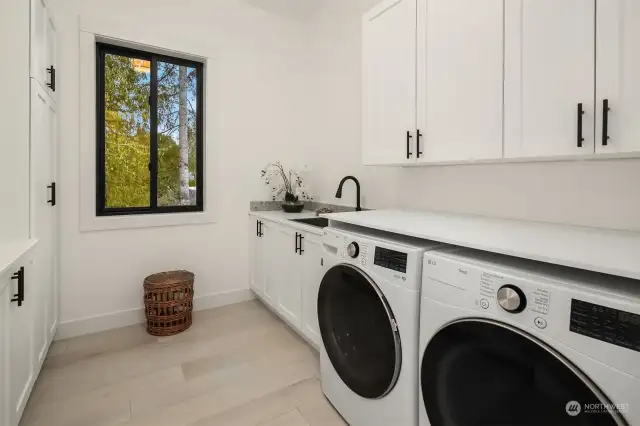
[504,1,596,159]
[596,0,640,155]
[416,0,504,163]
[362,0,417,165]
[30,0,57,100]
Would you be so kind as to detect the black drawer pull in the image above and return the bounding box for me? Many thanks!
[406,131,413,159]
[47,182,56,206]
[602,99,610,146]
[416,129,423,159]
[11,267,25,307]
[577,103,585,148]
[47,66,56,92]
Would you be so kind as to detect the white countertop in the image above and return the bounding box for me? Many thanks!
[0,239,38,292]
[325,210,640,281]
[249,210,325,235]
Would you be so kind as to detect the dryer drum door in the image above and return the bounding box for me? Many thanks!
[421,320,625,426]
[318,264,401,400]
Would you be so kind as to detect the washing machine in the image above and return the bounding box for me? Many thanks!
[419,248,640,426]
[318,227,447,426]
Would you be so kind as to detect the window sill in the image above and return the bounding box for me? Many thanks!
[80,210,216,232]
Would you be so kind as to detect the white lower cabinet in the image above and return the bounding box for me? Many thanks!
[3,253,37,426]
[0,274,11,426]
[300,234,324,349]
[273,226,302,330]
[248,216,325,348]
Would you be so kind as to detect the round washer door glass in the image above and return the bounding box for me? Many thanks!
[318,264,401,400]
[421,320,623,426]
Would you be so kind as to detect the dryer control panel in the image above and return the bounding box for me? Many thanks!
[570,299,640,353]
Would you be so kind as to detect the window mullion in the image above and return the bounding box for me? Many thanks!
[150,56,158,209]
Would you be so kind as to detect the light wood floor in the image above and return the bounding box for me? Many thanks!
[20,300,347,426]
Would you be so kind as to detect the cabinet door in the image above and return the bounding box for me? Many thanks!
[44,7,57,101]
[417,0,503,163]
[249,218,264,297]
[274,229,302,330]
[0,277,10,426]
[301,234,324,349]
[504,1,595,158]
[362,0,417,165]
[47,97,58,340]
[261,222,280,309]
[596,1,640,154]
[9,262,35,426]
[30,0,47,88]
[30,81,54,367]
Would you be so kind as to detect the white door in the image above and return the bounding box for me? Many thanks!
[30,82,53,367]
[301,233,324,349]
[8,261,35,426]
[362,0,417,165]
[275,229,302,330]
[504,0,595,158]
[46,96,58,341]
[596,0,640,154]
[417,0,503,163]
[44,7,57,100]
[30,0,47,88]
[0,275,11,426]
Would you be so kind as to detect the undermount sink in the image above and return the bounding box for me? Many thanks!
[289,217,329,228]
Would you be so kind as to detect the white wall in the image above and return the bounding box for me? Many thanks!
[397,160,640,232]
[303,0,400,210]
[50,0,310,336]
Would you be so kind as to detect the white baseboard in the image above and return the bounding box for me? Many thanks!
[55,289,255,340]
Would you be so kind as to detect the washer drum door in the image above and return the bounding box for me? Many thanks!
[421,319,626,426]
[318,264,401,400]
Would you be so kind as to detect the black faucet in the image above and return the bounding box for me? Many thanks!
[335,176,362,212]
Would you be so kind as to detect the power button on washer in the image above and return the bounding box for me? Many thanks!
[534,317,547,329]
[479,299,490,309]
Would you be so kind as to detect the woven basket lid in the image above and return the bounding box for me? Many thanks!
[144,270,194,286]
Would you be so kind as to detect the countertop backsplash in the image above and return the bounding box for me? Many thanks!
[250,201,364,214]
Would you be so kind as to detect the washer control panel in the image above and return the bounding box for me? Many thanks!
[341,238,369,267]
[374,247,408,273]
[570,299,640,353]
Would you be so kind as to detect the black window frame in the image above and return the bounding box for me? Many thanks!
[96,42,204,217]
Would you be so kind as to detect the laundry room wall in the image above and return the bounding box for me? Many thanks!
[302,0,401,210]
[396,160,640,232]
[49,0,311,337]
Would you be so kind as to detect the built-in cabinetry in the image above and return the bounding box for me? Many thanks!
[0,0,58,424]
[30,0,57,102]
[249,216,325,349]
[362,0,640,165]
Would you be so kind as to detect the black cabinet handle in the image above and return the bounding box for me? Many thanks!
[298,234,304,255]
[295,233,300,254]
[11,267,25,307]
[47,66,56,92]
[47,182,56,206]
[416,129,423,159]
[258,221,263,237]
[406,131,413,159]
[602,99,610,146]
[256,220,260,237]
[577,103,585,148]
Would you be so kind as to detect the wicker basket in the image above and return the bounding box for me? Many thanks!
[143,270,194,336]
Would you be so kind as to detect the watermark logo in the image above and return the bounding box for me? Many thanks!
[566,401,629,416]
[566,401,581,416]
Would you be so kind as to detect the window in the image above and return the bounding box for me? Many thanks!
[96,43,204,216]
